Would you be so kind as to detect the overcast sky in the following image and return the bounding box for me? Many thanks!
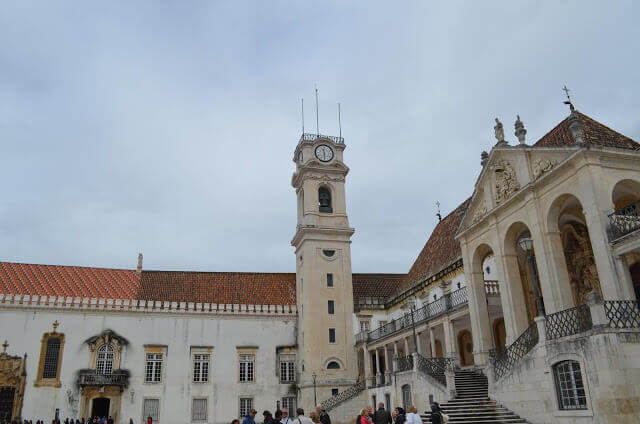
[1,1,639,273]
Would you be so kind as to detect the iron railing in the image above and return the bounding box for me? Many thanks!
[319,380,365,412]
[396,355,414,372]
[607,201,640,242]
[415,354,454,386]
[490,322,539,380]
[604,300,640,328]
[545,304,593,340]
[76,369,129,388]
[299,133,345,145]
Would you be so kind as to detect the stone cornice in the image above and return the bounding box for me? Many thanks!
[291,225,355,247]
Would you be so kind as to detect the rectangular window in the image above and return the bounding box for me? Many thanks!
[239,354,255,382]
[327,273,334,287]
[360,321,370,332]
[328,300,335,315]
[43,338,61,378]
[331,388,339,396]
[145,353,163,383]
[143,398,160,423]
[282,396,296,414]
[239,397,253,418]
[192,398,207,422]
[279,354,296,383]
[329,328,336,343]
[193,354,210,383]
[554,361,587,410]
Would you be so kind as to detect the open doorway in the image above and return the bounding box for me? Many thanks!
[91,397,110,420]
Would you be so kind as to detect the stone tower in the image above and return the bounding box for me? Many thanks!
[292,132,357,410]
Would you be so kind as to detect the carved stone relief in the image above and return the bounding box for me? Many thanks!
[561,222,602,305]
[532,158,557,180]
[491,159,520,205]
[472,199,488,224]
[0,345,26,422]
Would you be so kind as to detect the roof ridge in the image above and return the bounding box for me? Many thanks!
[0,260,134,272]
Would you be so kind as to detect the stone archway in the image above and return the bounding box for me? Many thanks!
[457,330,474,366]
[493,318,506,349]
[561,221,601,305]
[0,343,26,422]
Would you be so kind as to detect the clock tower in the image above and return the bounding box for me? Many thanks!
[292,132,357,410]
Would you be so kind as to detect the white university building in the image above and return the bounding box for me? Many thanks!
[1,106,640,424]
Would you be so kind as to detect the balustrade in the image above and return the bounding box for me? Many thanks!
[607,200,640,241]
[545,304,593,340]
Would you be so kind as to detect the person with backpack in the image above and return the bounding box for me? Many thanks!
[429,403,448,424]
[373,403,391,424]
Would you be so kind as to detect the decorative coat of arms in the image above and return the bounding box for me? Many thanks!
[532,158,557,180]
[491,160,520,205]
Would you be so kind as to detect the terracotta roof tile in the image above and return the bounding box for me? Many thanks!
[404,198,471,288]
[352,273,406,308]
[534,111,639,150]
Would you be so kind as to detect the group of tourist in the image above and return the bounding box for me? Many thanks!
[2,417,122,424]
[235,406,332,424]
[356,402,445,424]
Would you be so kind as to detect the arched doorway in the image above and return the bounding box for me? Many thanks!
[493,318,506,349]
[630,263,640,301]
[91,397,110,419]
[434,340,443,358]
[401,385,412,411]
[457,330,474,366]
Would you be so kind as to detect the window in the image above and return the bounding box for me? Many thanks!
[329,328,336,343]
[331,388,339,396]
[282,396,296,414]
[143,398,160,423]
[96,344,114,374]
[193,354,210,383]
[318,187,332,213]
[239,354,255,382]
[192,398,207,422]
[401,385,412,411]
[327,361,340,370]
[43,338,61,378]
[328,300,335,315]
[553,361,587,410]
[239,397,253,418]
[457,282,461,289]
[327,273,334,287]
[360,321,370,332]
[36,328,65,387]
[323,250,335,257]
[145,353,163,383]
[433,294,437,301]
[279,354,296,383]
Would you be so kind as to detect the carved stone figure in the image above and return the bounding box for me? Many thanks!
[532,158,557,180]
[0,343,26,422]
[491,160,520,204]
[472,199,488,224]
[561,222,602,305]
[494,118,505,142]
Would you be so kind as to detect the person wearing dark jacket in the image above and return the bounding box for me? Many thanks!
[429,403,443,424]
[314,407,330,424]
[393,407,404,424]
[373,404,391,424]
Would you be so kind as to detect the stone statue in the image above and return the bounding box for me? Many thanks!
[494,118,505,142]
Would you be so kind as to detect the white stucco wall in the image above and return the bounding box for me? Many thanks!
[0,306,297,424]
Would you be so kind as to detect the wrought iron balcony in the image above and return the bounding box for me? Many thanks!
[76,369,129,389]
[298,133,344,145]
[607,200,640,242]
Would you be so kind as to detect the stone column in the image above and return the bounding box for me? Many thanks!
[614,254,637,300]
[416,331,423,355]
[375,348,381,385]
[429,327,436,357]
[443,318,457,364]
[384,344,392,384]
[468,270,493,364]
[528,218,565,314]
[363,345,370,384]
[544,230,575,310]
[498,252,530,343]
[403,337,410,356]
[393,341,399,371]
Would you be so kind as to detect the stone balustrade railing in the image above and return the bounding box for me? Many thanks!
[0,293,297,316]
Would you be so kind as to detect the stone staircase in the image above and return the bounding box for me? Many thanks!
[421,369,528,423]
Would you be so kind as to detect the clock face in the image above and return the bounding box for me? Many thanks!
[315,144,334,162]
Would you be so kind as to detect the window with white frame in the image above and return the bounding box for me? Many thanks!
[553,360,587,410]
[239,354,255,382]
[279,354,296,383]
[143,398,160,422]
[145,353,163,383]
[193,353,210,383]
[192,398,207,421]
[96,344,114,374]
[239,397,253,418]
[282,396,296,414]
[360,321,370,332]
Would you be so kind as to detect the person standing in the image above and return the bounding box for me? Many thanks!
[358,409,371,424]
[243,409,257,424]
[393,407,405,424]
[404,406,421,424]
[146,415,153,424]
[315,407,330,424]
[292,409,313,424]
[279,409,291,424]
[373,403,392,424]
[428,403,443,424]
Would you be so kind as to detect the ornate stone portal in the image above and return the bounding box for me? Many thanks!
[0,341,26,422]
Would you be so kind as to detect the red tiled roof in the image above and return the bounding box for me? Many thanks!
[404,198,471,289]
[0,261,139,299]
[534,111,639,150]
[0,261,296,305]
[352,273,406,308]
[138,271,296,305]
